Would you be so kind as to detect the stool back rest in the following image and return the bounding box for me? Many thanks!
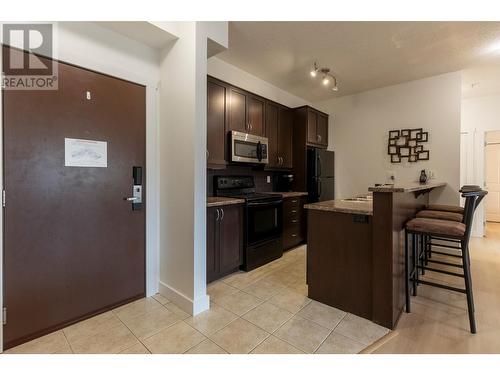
[459,185,485,215]
[461,190,488,239]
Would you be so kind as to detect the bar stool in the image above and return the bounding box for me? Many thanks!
[415,186,484,266]
[425,185,481,214]
[404,189,487,334]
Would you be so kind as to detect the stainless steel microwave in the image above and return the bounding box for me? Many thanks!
[230,131,269,164]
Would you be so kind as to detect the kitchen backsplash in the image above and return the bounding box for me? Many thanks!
[207,166,275,196]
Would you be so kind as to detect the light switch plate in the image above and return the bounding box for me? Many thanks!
[267,176,271,183]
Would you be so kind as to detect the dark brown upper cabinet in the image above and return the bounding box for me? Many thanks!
[303,106,329,148]
[278,107,293,168]
[265,101,279,168]
[316,113,328,148]
[227,87,265,137]
[207,77,228,168]
[227,86,248,134]
[265,101,293,170]
[247,95,265,136]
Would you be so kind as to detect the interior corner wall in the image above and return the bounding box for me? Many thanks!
[461,93,500,237]
[314,72,462,205]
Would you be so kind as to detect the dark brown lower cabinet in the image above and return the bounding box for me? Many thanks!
[282,196,307,250]
[207,204,244,283]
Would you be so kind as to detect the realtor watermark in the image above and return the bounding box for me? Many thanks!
[1,22,58,90]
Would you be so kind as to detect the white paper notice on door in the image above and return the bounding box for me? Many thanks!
[65,138,107,167]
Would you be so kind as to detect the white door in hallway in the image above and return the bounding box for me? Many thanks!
[485,131,500,222]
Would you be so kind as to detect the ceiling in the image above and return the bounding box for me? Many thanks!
[217,22,500,102]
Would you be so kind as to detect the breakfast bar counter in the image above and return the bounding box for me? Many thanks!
[306,181,447,329]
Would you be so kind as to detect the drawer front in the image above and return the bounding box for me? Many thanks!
[283,223,304,249]
[283,197,302,211]
[283,197,305,224]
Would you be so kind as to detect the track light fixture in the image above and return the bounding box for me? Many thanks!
[310,61,338,92]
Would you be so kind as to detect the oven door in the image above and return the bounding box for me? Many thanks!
[231,131,268,164]
[246,200,283,246]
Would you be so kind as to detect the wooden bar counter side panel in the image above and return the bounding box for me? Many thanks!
[372,191,427,329]
[308,209,373,320]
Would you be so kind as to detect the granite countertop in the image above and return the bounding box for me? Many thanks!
[304,199,373,216]
[368,181,447,193]
[265,192,309,198]
[207,197,245,208]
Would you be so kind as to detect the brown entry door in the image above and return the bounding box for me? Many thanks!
[3,49,146,349]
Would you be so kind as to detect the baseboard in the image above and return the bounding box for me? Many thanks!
[158,281,209,316]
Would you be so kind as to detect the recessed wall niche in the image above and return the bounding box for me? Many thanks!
[388,128,429,163]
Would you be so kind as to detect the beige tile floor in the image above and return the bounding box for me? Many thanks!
[4,245,390,354]
[374,222,500,354]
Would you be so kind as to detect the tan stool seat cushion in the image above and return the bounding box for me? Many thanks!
[406,217,466,237]
[426,204,464,214]
[416,210,463,222]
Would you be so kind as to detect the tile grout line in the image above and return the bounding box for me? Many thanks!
[60,329,75,354]
[312,313,347,354]
[112,307,158,354]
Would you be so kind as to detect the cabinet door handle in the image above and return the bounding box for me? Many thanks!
[221,208,224,220]
[291,234,298,237]
[292,199,298,203]
[206,150,210,159]
[292,219,298,223]
[318,134,322,142]
[215,208,220,221]
[291,210,297,213]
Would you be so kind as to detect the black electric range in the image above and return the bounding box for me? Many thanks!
[214,176,283,270]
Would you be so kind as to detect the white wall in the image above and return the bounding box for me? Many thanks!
[158,22,228,315]
[208,57,309,108]
[314,72,462,205]
[461,93,500,237]
[0,21,163,352]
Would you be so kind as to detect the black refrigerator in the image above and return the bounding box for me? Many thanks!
[307,148,335,202]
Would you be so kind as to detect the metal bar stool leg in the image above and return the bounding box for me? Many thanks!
[405,229,411,313]
[424,235,429,266]
[420,234,426,275]
[412,233,418,296]
[461,240,476,334]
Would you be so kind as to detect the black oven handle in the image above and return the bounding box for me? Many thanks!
[247,200,283,207]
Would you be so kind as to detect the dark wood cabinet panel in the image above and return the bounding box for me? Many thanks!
[207,78,227,167]
[219,205,243,272]
[317,113,328,148]
[207,207,218,283]
[307,110,318,144]
[292,106,329,191]
[227,87,247,133]
[248,95,265,136]
[206,204,243,283]
[265,101,279,168]
[307,209,373,320]
[278,108,293,169]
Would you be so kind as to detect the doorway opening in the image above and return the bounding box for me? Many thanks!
[485,131,500,223]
